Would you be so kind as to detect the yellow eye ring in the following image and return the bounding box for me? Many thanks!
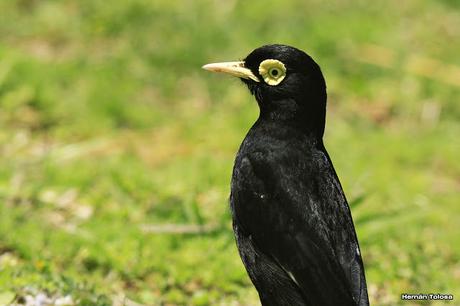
[259,59,286,86]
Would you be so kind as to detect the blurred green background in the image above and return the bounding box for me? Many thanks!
[0,0,459,305]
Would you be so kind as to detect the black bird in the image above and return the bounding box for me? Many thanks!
[203,44,369,306]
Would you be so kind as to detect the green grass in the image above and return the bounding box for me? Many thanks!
[0,0,459,305]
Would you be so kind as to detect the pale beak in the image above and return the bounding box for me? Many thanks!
[202,61,260,82]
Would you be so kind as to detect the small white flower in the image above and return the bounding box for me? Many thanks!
[55,295,74,306]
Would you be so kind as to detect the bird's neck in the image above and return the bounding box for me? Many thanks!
[258,97,326,140]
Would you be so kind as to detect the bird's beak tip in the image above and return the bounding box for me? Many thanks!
[201,63,212,71]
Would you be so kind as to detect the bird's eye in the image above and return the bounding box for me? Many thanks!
[269,68,280,77]
[258,59,286,86]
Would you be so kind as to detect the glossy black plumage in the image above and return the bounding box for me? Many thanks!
[216,44,369,305]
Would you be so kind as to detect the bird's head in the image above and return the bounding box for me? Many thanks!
[203,44,327,138]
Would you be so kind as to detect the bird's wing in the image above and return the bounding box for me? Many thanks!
[231,149,367,306]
